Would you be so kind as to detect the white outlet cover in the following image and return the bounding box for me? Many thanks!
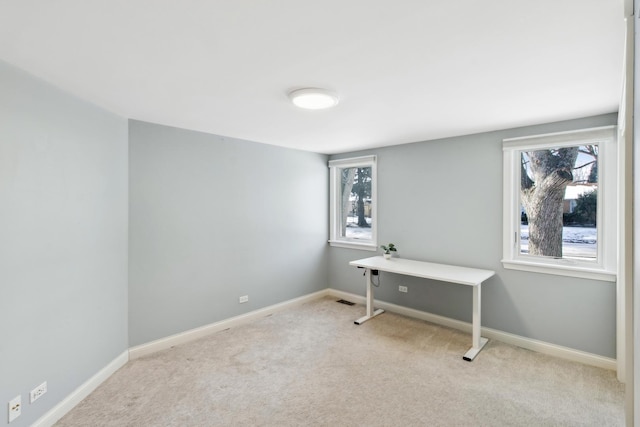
[30,381,47,403]
[8,395,21,423]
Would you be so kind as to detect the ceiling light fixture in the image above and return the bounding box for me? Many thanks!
[288,88,339,110]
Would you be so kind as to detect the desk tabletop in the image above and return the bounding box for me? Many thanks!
[349,256,495,286]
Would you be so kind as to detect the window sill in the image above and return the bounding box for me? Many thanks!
[328,240,378,251]
[501,259,616,282]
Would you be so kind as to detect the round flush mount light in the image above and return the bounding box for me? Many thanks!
[288,88,339,110]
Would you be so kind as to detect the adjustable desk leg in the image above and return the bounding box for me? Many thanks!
[354,268,384,325]
[463,283,489,361]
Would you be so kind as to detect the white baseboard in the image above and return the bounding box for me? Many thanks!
[327,288,616,371]
[32,350,129,427]
[481,326,616,370]
[129,289,331,359]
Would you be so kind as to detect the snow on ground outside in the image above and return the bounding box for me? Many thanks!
[520,225,596,258]
[345,219,597,259]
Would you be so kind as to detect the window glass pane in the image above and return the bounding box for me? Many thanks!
[339,166,372,240]
[519,144,598,260]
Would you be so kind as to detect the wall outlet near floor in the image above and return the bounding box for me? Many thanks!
[30,381,47,403]
[8,395,21,423]
[399,285,408,293]
[239,295,249,303]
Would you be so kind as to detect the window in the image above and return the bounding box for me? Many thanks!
[502,126,616,281]
[329,155,377,250]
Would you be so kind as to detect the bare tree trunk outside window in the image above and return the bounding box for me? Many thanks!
[340,168,356,237]
[354,168,371,227]
[520,147,578,257]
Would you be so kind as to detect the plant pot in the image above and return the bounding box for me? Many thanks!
[383,253,391,260]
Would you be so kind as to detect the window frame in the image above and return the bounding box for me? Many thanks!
[328,155,377,251]
[502,126,617,282]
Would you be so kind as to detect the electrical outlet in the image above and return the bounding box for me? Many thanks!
[399,285,408,293]
[239,295,249,303]
[8,395,21,423]
[30,381,47,403]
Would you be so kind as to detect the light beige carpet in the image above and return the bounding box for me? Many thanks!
[56,297,624,426]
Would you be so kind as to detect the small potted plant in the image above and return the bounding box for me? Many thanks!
[380,243,397,260]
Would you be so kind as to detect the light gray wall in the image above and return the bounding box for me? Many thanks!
[128,121,329,346]
[0,60,128,426]
[329,113,618,358]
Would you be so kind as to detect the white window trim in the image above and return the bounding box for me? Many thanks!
[502,126,617,282]
[328,155,377,250]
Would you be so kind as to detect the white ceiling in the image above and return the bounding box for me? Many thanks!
[0,1,625,154]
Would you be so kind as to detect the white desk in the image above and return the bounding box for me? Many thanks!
[349,256,495,361]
